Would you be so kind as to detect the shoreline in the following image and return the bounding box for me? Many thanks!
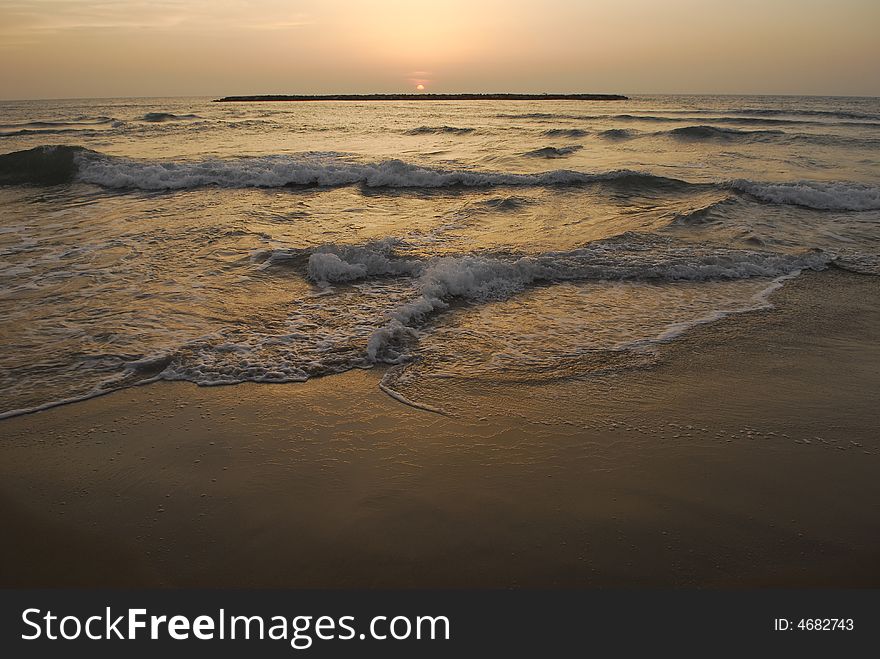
[1,267,878,587]
[0,270,805,424]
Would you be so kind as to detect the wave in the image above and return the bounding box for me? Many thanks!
[404,125,476,135]
[0,234,833,420]
[306,240,422,283]
[473,196,534,211]
[497,113,574,119]
[668,198,740,227]
[139,112,201,122]
[503,110,880,129]
[302,236,831,287]
[710,116,829,127]
[256,234,835,364]
[506,113,672,123]
[788,133,880,149]
[0,116,114,130]
[0,146,690,190]
[542,128,589,138]
[3,146,877,211]
[666,125,785,141]
[285,236,834,362]
[657,124,875,147]
[834,254,880,276]
[497,109,880,130]
[523,145,583,158]
[73,157,672,190]
[608,113,880,128]
[0,116,116,138]
[642,107,880,122]
[598,128,636,140]
[726,107,880,122]
[0,145,84,185]
[727,180,880,212]
[690,116,803,126]
[611,114,673,123]
[665,126,880,149]
[0,127,103,138]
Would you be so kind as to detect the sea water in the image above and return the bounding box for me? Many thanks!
[0,95,878,416]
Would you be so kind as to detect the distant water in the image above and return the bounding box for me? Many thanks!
[1,95,878,417]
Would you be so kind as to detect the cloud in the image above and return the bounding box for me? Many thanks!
[0,1,313,38]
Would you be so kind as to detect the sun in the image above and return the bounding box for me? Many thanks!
[416,84,425,91]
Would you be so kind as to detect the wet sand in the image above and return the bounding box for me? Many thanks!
[1,268,878,587]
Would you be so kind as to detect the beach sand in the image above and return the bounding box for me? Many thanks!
[1,268,878,588]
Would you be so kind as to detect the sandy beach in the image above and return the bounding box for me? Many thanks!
[1,267,877,588]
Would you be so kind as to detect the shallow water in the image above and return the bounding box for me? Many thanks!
[1,94,878,416]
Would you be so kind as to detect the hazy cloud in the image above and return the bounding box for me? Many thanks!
[0,0,877,98]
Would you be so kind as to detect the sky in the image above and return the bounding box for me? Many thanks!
[1,0,878,99]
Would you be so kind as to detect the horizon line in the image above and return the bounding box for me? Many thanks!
[2,91,879,103]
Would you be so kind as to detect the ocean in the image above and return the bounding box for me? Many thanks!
[1,94,878,417]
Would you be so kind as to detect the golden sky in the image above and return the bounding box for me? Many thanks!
[1,0,878,99]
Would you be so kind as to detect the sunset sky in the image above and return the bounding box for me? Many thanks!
[1,0,878,99]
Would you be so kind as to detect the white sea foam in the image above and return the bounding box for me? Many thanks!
[310,240,421,281]
[344,240,836,361]
[3,94,879,421]
[4,148,869,214]
[727,180,880,211]
[74,152,653,190]
[254,236,837,364]
[307,252,371,282]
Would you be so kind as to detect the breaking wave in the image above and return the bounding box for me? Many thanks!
[73,157,665,190]
[726,180,880,212]
[283,236,835,362]
[0,145,85,185]
[10,232,832,418]
[2,146,878,211]
[245,234,838,368]
[0,145,684,190]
